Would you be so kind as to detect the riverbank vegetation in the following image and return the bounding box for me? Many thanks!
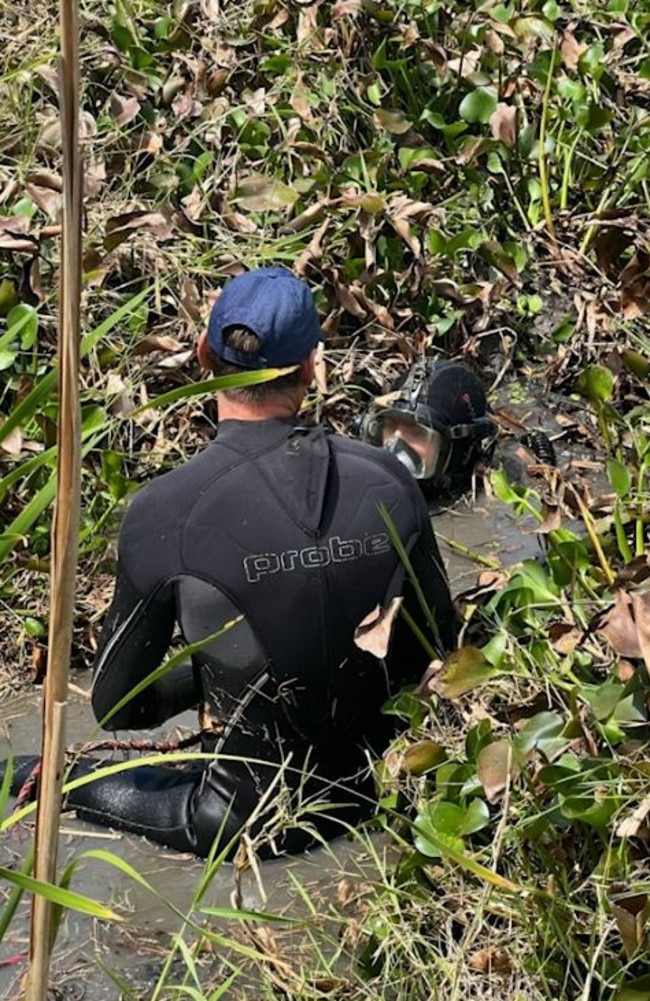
[1,0,650,998]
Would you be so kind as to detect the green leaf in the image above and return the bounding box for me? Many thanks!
[0,278,18,315]
[0,287,152,448]
[374,108,412,134]
[576,365,615,404]
[560,793,618,828]
[512,15,555,38]
[232,175,298,212]
[7,303,38,349]
[459,89,497,124]
[23,616,46,638]
[621,349,650,381]
[0,348,17,370]
[431,646,498,698]
[402,740,447,775]
[458,798,490,836]
[515,711,567,756]
[414,801,465,857]
[0,865,121,920]
[465,719,493,762]
[614,974,650,1001]
[607,458,631,498]
[140,368,292,414]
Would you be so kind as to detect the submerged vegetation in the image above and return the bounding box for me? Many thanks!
[1,0,650,997]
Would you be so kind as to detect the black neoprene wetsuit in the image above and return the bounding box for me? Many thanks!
[62,419,456,857]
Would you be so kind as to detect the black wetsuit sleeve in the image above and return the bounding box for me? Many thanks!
[91,565,199,730]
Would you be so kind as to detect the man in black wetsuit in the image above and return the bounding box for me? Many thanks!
[6,267,456,858]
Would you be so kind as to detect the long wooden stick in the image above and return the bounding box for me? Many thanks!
[25,0,82,996]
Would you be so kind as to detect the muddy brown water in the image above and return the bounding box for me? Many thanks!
[0,404,604,1000]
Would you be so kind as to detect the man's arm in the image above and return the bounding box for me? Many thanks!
[91,566,200,730]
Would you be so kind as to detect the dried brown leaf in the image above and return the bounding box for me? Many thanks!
[0,215,36,252]
[595,590,650,671]
[172,92,203,120]
[477,739,518,803]
[468,948,513,975]
[610,892,648,959]
[537,496,562,533]
[26,170,63,192]
[0,425,23,457]
[297,5,319,44]
[616,795,650,838]
[630,592,650,671]
[280,199,331,235]
[25,184,61,221]
[331,0,362,17]
[109,93,141,127]
[134,334,185,355]
[489,103,517,148]
[597,591,645,660]
[353,597,403,658]
[233,175,298,213]
[484,29,505,55]
[179,279,203,323]
[104,210,174,252]
[332,277,367,319]
[620,249,650,319]
[548,622,582,654]
[560,30,582,70]
[314,341,328,395]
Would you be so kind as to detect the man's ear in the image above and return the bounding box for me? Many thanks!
[197,330,211,369]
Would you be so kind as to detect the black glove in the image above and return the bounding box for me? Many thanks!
[1,755,42,799]
[1,754,100,806]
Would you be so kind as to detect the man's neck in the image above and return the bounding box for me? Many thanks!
[217,395,300,422]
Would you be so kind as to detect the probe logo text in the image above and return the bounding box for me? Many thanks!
[243,533,390,584]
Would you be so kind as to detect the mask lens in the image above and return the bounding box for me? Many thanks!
[363,409,442,479]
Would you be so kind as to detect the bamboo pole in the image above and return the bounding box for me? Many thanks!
[24,0,82,996]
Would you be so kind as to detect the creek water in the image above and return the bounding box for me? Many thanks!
[0,399,602,1000]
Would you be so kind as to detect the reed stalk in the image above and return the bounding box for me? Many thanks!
[25,0,82,996]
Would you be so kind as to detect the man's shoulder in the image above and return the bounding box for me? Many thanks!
[120,446,218,526]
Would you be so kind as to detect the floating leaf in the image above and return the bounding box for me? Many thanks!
[428,646,497,699]
[576,364,615,404]
[489,102,517,148]
[374,108,412,134]
[515,711,566,756]
[414,801,465,858]
[459,89,497,124]
[402,740,447,776]
[607,458,631,499]
[232,174,298,212]
[477,740,518,803]
[458,798,490,836]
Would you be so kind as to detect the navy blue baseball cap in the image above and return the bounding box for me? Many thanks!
[207,267,323,369]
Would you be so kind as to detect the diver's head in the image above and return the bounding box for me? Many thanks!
[361,360,498,495]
